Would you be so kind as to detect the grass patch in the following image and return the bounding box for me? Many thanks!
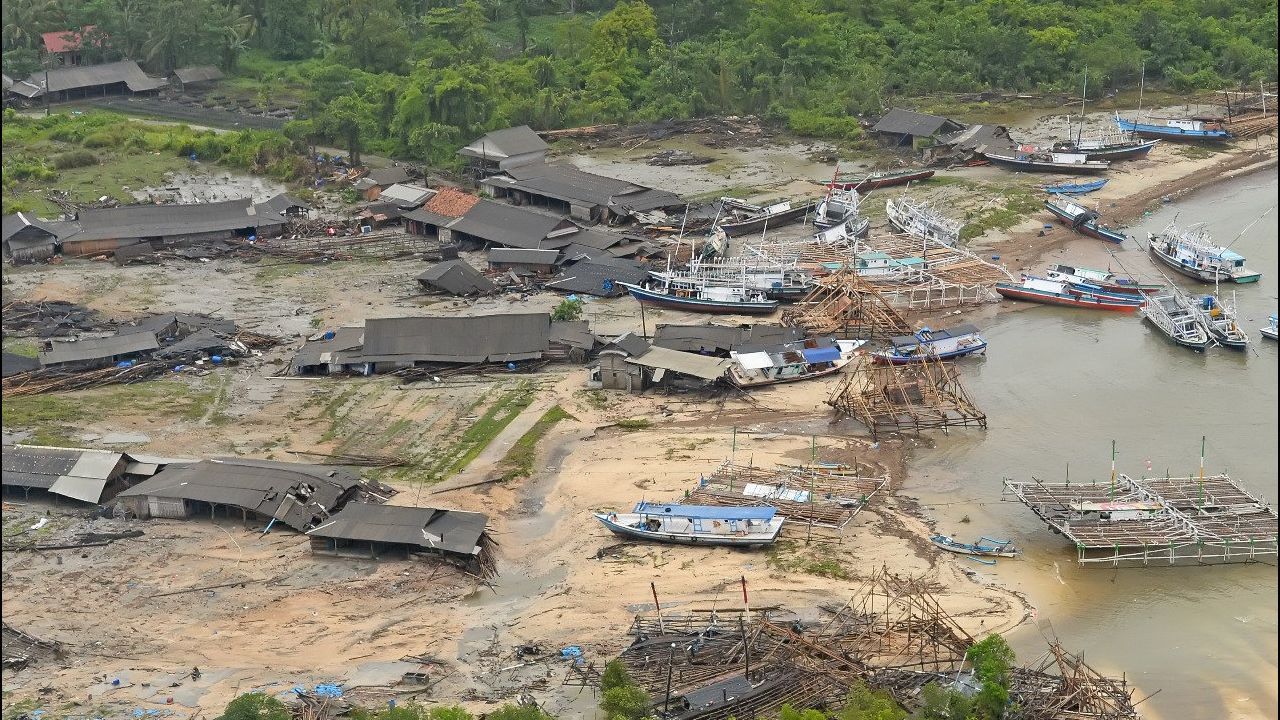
[5,144,190,217]
[2,337,40,357]
[2,698,40,720]
[766,539,852,580]
[577,389,609,410]
[413,381,538,484]
[688,184,763,203]
[1175,145,1222,160]
[2,377,231,440]
[960,188,1042,241]
[616,418,652,431]
[254,262,313,284]
[496,404,575,482]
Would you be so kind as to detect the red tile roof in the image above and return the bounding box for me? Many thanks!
[42,27,96,53]
[422,187,480,218]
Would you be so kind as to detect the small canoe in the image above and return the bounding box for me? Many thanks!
[1042,179,1108,195]
[826,168,935,192]
[930,534,1019,558]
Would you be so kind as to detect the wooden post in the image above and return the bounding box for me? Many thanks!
[651,581,665,634]
[662,642,677,713]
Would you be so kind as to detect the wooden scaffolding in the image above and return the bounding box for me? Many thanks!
[827,354,987,439]
[782,271,912,339]
[1008,641,1144,720]
[688,460,892,530]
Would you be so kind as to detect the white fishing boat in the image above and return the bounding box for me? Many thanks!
[1147,222,1262,284]
[727,339,866,388]
[648,257,813,300]
[1193,292,1249,350]
[814,187,870,237]
[594,503,785,547]
[886,196,963,246]
[1261,315,1278,341]
[1141,290,1214,351]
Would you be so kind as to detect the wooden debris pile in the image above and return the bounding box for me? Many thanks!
[2,360,169,396]
[2,300,105,337]
[687,460,891,530]
[1,622,66,670]
[783,271,912,340]
[827,354,986,439]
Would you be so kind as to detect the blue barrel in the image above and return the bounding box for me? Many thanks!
[211,355,223,364]
[323,331,336,340]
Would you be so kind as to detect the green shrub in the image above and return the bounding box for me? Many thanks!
[216,693,290,720]
[52,150,98,169]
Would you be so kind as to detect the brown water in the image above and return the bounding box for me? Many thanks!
[907,170,1278,719]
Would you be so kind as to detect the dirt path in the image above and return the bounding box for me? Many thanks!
[428,395,559,495]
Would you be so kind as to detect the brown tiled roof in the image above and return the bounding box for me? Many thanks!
[423,188,480,218]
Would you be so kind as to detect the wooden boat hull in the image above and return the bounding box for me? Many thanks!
[619,282,779,315]
[1042,179,1108,194]
[996,284,1141,312]
[594,514,781,547]
[1146,243,1240,284]
[728,360,846,389]
[827,169,935,192]
[719,200,818,237]
[1261,327,1278,341]
[929,535,1018,558]
[1044,201,1126,244]
[1055,140,1159,161]
[1116,118,1230,142]
[984,154,1110,175]
[1141,314,1212,350]
[871,342,987,365]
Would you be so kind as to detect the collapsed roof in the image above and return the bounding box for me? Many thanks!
[652,324,807,355]
[307,502,490,558]
[416,259,495,296]
[359,313,551,364]
[483,162,683,215]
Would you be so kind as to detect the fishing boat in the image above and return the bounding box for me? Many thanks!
[826,167,935,192]
[1261,315,1278,341]
[1147,223,1262,284]
[619,281,779,315]
[995,275,1144,312]
[1115,113,1231,142]
[717,198,819,237]
[871,324,987,365]
[594,503,785,547]
[1194,293,1249,350]
[1043,199,1127,244]
[1043,263,1162,295]
[727,339,866,388]
[828,251,928,282]
[649,257,814,301]
[1141,291,1214,350]
[813,187,870,236]
[983,148,1110,175]
[1042,179,1108,195]
[930,534,1019,559]
[885,196,963,246]
[1054,70,1161,161]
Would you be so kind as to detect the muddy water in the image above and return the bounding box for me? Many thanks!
[908,171,1278,719]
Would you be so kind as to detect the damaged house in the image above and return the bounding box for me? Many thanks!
[481,162,683,225]
[870,108,966,150]
[117,458,392,531]
[1,445,180,504]
[6,60,166,103]
[653,324,807,355]
[544,256,650,298]
[3,213,59,264]
[307,503,495,574]
[38,332,160,370]
[416,259,495,296]
[356,313,551,370]
[288,326,367,375]
[458,125,549,182]
[354,166,414,201]
[589,333,731,394]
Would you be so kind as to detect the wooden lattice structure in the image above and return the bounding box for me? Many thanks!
[688,461,891,530]
[1008,641,1144,719]
[827,354,987,439]
[783,271,912,339]
[1003,473,1278,566]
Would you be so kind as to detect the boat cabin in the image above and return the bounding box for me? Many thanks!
[1069,500,1164,522]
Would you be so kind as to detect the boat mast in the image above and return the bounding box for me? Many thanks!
[1134,60,1146,131]
[1078,66,1087,145]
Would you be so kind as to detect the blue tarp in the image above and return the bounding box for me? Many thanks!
[633,502,777,521]
[801,346,841,363]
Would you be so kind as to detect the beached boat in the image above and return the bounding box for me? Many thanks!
[1043,263,1162,295]
[619,281,779,315]
[995,276,1144,312]
[1052,136,1160,161]
[594,503,785,547]
[717,198,819,237]
[930,534,1019,559]
[1261,315,1278,341]
[983,148,1110,175]
[1194,294,1249,350]
[1141,291,1214,350]
[826,167,935,192]
[871,324,987,365]
[1043,199,1127,244]
[814,187,870,237]
[885,196,962,246]
[1147,223,1262,284]
[1042,179,1108,195]
[649,257,814,301]
[825,251,927,282]
[1115,113,1231,142]
[728,339,866,388]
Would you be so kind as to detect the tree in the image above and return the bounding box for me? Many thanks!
[318,93,375,165]
[837,681,906,720]
[3,0,58,50]
[486,705,555,720]
[551,297,584,322]
[217,693,290,720]
[2,47,41,79]
[262,0,315,60]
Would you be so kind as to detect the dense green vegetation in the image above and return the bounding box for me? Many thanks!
[3,0,1275,168]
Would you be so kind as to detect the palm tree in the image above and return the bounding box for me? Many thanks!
[3,0,58,51]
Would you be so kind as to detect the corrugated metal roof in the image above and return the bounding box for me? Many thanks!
[417,259,495,295]
[653,324,804,354]
[626,346,731,381]
[173,65,224,84]
[548,321,596,350]
[42,27,95,53]
[451,200,571,249]
[872,108,964,137]
[39,332,159,366]
[545,258,648,297]
[1,445,127,502]
[290,326,365,371]
[307,502,489,556]
[484,163,681,212]
[488,248,559,265]
[359,313,550,364]
[2,352,40,377]
[258,193,311,215]
[366,167,412,187]
[3,213,57,243]
[48,198,284,243]
[118,458,367,531]
[377,184,433,208]
[458,126,548,160]
[608,332,651,357]
[19,60,165,95]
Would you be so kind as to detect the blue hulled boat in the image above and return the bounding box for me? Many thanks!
[1115,113,1231,142]
[1044,199,1127,244]
[594,503,785,547]
[1042,179,1108,195]
[871,324,987,365]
